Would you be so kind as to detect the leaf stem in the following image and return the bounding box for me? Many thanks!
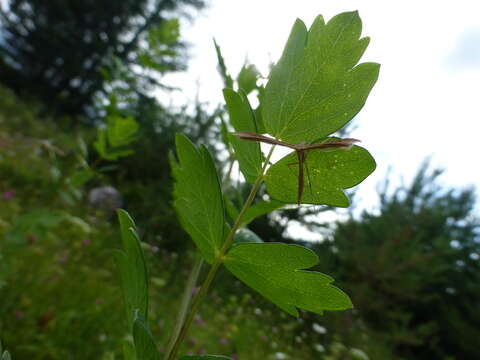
[166,145,276,360]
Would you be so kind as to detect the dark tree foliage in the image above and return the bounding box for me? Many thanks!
[314,161,480,359]
[0,0,204,117]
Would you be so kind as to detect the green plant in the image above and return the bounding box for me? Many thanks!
[116,11,379,359]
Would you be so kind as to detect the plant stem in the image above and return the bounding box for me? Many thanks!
[163,254,203,359]
[166,146,276,360]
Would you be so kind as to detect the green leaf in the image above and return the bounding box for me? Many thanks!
[263,11,380,144]
[265,143,375,206]
[115,210,149,330]
[95,115,139,160]
[94,129,108,158]
[122,341,137,360]
[107,115,139,148]
[224,195,240,222]
[173,134,225,263]
[213,39,234,89]
[179,356,232,360]
[223,88,262,183]
[237,63,260,94]
[254,85,266,134]
[133,311,161,360]
[70,168,95,187]
[225,243,352,316]
[234,227,263,244]
[241,199,284,226]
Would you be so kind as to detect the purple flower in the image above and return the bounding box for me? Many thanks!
[231,354,238,360]
[2,190,16,200]
[219,337,228,345]
[82,239,91,247]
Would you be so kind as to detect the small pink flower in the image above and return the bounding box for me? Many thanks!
[82,239,91,247]
[219,337,228,345]
[2,190,16,200]
[95,298,105,305]
[231,353,238,360]
[15,311,23,319]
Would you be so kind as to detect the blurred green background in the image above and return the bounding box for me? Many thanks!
[0,1,479,359]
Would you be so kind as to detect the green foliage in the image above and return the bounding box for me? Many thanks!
[172,134,225,263]
[315,161,480,359]
[0,0,205,117]
[115,210,149,330]
[94,115,139,161]
[233,228,263,244]
[180,356,232,359]
[213,39,234,89]
[262,11,379,144]
[223,89,262,183]
[265,142,375,206]
[237,64,260,95]
[132,312,161,360]
[225,243,352,316]
[6,209,63,245]
[138,19,182,73]
[241,200,284,226]
[0,342,12,360]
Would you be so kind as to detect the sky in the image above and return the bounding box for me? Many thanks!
[162,0,480,223]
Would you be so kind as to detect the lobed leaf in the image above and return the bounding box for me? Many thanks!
[241,199,284,226]
[263,11,380,144]
[173,134,225,263]
[225,243,352,316]
[223,88,262,183]
[265,143,375,206]
[115,209,149,330]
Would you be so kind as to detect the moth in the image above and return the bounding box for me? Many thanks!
[233,131,359,204]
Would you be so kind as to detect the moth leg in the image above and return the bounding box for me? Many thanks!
[304,152,314,201]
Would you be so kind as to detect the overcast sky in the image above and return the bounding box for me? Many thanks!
[163,0,480,217]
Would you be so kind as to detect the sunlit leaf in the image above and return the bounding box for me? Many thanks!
[223,88,262,183]
[172,134,225,263]
[265,143,375,206]
[263,11,380,144]
[225,243,352,316]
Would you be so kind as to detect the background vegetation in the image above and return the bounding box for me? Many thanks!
[0,1,479,359]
